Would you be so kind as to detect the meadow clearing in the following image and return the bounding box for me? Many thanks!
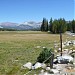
[0,31,75,75]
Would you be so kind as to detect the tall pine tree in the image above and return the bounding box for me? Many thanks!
[41,18,48,32]
[49,17,53,32]
[72,20,75,33]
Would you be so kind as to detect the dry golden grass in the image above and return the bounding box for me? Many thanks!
[0,31,60,41]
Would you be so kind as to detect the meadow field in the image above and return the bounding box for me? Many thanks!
[0,31,75,75]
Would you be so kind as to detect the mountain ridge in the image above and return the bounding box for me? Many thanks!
[0,21,41,30]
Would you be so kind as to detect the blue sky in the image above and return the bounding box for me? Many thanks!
[0,0,74,23]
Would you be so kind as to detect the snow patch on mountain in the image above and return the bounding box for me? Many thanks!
[20,21,41,28]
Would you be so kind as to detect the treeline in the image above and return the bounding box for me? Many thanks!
[0,28,40,31]
[0,28,17,31]
[41,18,75,33]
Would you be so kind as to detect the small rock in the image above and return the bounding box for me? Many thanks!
[23,62,32,69]
[46,67,50,71]
[43,47,46,49]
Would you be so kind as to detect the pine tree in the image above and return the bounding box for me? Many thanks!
[66,21,72,31]
[57,18,67,33]
[41,18,48,32]
[41,18,44,31]
[72,20,75,33]
[45,20,48,31]
[49,17,53,32]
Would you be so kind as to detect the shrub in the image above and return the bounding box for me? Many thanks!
[37,48,53,63]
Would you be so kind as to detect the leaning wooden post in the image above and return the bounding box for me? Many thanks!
[50,53,54,69]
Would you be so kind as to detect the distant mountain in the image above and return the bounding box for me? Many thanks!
[16,24,33,30]
[0,22,18,29]
[20,21,41,28]
[0,21,41,30]
[0,22,18,27]
[0,26,3,28]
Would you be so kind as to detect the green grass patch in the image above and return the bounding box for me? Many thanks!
[0,31,75,75]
